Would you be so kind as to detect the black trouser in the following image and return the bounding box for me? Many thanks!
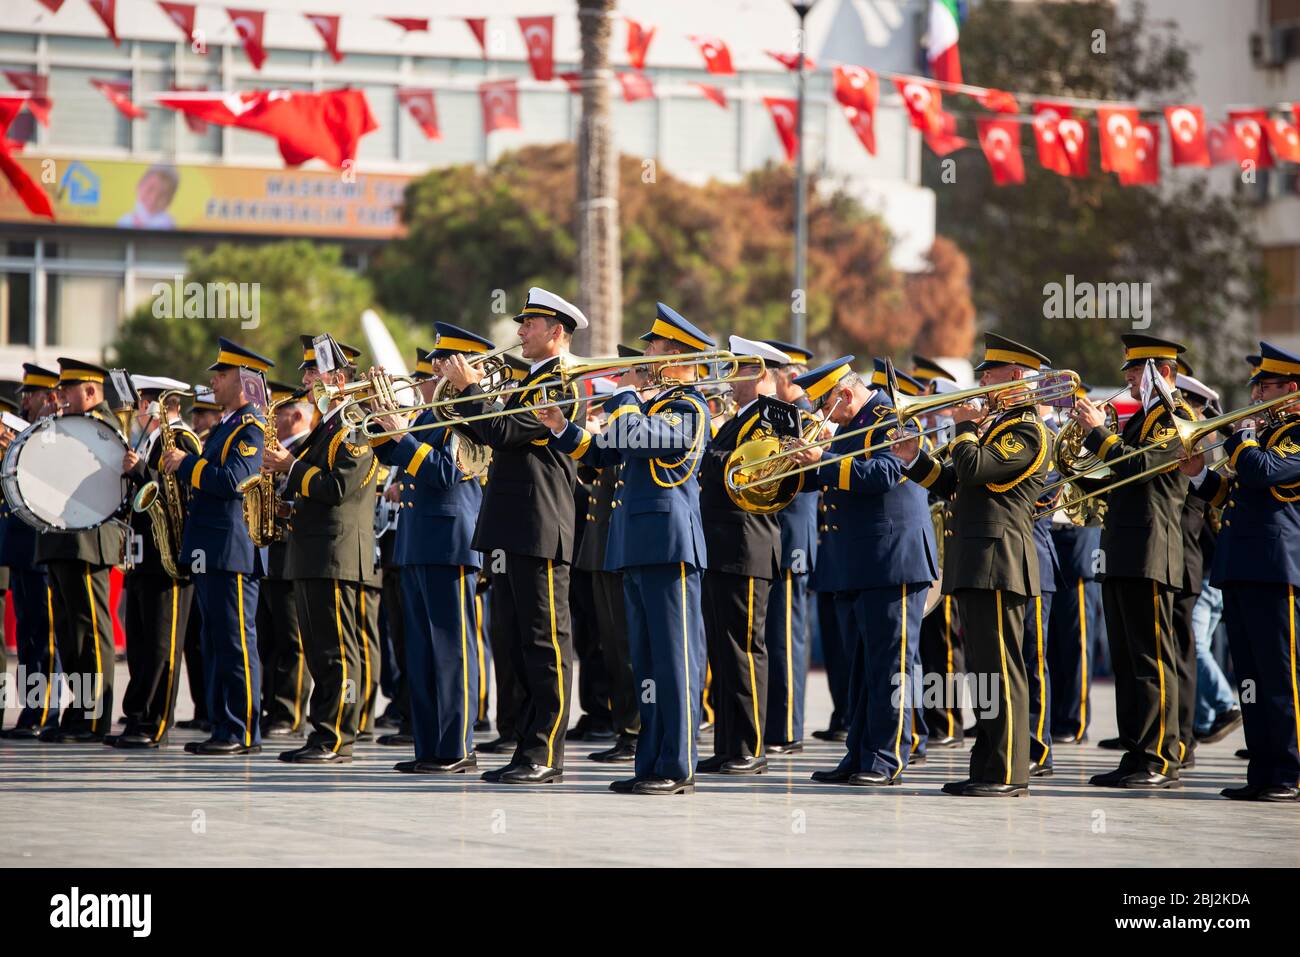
[358,583,382,733]
[296,577,363,756]
[702,570,771,760]
[493,553,573,769]
[956,588,1030,788]
[9,568,58,731]
[380,567,410,730]
[183,597,207,722]
[1171,588,1199,764]
[919,593,964,740]
[817,589,851,733]
[46,560,115,737]
[122,572,193,742]
[570,567,612,728]
[488,573,523,741]
[1101,577,1181,776]
[593,569,638,736]
[255,576,310,731]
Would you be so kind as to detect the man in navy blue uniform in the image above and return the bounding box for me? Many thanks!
[0,364,61,739]
[160,338,268,755]
[797,358,938,786]
[1184,341,1300,802]
[539,303,713,795]
[368,326,489,774]
[1026,403,1064,775]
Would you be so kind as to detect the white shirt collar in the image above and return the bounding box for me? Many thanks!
[736,398,758,420]
[530,354,562,375]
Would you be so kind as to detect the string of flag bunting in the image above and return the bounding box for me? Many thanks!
[3,0,1298,219]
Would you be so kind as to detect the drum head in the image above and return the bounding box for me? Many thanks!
[8,416,127,531]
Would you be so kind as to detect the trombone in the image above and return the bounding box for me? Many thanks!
[313,368,423,429]
[1038,390,1300,519]
[726,361,1080,496]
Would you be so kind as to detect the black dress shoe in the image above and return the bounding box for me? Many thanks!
[356,730,374,742]
[609,777,641,794]
[1029,761,1053,778]
[1051,729,1088,744]
[633,777,694,795]
[1115,770,1181,790]
[1236,748,1250,760]
[1089,768,1128,787]
[810,767,853,784]
[175,718,206,730]
[102,734,121,747]
[262,721,296,737]
[41,729,103,743]
[473,719,491,733]
[961,782,1028,797]
[1195,708,1243,744]
[0,725,44,740]
[941,779,971,795]
[765,740,803,755]
[1257,786,1300,802]
[847,770,895,786]
[113,733,162,749]
[278,744,349,763]
[1097,736,1124,750]
[375,710,402,730]
[498,762,562,785]
[1220,783,1263,801]
[479,736,518,754]
[480,763,521,783]
[589,735,637,763]
[377,732,415,747]
[187,738,261,756]
[695,754,730,774]
[811,727,847,742]
[396,754,478,774]
[929,734,962,748]
[720,756,767,775]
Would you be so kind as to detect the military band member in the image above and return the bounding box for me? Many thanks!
[34,359,126,743]
[540,303,711,795]
[440,287,582,785]
[255,380,313,737]
[115,375,201,748]
[161,340,268,755]
[1183,342,1300,802]
[798,359,937,786]
[763,341,817,755]
[897,333,1052,797]
[368,329,488,773]
[568,465,616,743]
[1023,400,1063,776]
[0,365,60,739]
[1072,334,1190,790]
[262,335,378,764]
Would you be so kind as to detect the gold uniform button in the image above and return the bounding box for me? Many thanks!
[831,524,839,531]
[1223,520,1230,526]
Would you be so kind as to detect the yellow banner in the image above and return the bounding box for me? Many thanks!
[0,154,410,238]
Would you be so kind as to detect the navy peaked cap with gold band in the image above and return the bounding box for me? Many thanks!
[298,334,360,370]
[413,348,436,379]
[209,337,273,373]
[516,286,589,331]
[617,343,643,359]
[1250,340,1300,383]
[911,354,955,383]
[793,355,855,404]
[640,302,715,352]
[871,358,924,396]
[504,353,531,381]
[20,362,59,391]
[1176,356,1194,378]
[765,340,813,365]
[266,379,303,403]
[433,322,494,360]
[56,357,111,385]
[973,333,1050,372]
[1119,333,1185,371]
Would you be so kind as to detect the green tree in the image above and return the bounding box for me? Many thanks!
[927,0,1265,394]
[111,241,403,387]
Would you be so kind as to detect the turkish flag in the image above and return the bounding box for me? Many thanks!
[764,97,799,163]
[975,88,1019,114]
[466,18,487,57]
[157,2,199,47]
[765,50,814,72]
[397,88,439,140]
[558,72,582,94]
[1098,107,1140,177]
[1263,112,1300,164]
[618,72,655,103]
[1227,109,1273,168]
[1118,121,1160,185]
[518,17,555,82]
[843,105,875,156]
[386,18,428,33]
[695,83,727,109]
[227,9,267,70]
[689,36,734,75]
[0,95,54,218]
[924,131,968,156]
[90,78,146,120]
[87,0,119,46]
[1164,105,1209,167]
[156,89,377,168]
[480,79,521,134]
[305,14,344,63]
[1206,121,1236,166]
[3,72,52,127]
[893,77,953,136]
[976,118,1024,185]
[170,85,209,133]
[833,65,878,114]
[36,0,66,11]
[1032,102,1088,177]
[626,18,655,70]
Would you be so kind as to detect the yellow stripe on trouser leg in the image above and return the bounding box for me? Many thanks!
[293,627,304,728]
[1035,596,1048,763]
[84,569,103,734]
[1153,580,1169,775]
[1078,580,1088,741]
[459,567,469,759]
[745,576,761,757]
[332,581,347,753]
[681,563,692,770]
[892,583,908,778]
[544,560,564,768]
[785,571,794,742]
[995,590,1012,785]
[943,596,954,738]
[1289,586,1298,758]
[475,595,487,719]
[155,583,179,741]
[237,574,253,747]
[358,589,371,732]
[40,585,54,724]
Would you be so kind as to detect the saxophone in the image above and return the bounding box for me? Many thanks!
[238,394,295,546]
[131,389,192,579]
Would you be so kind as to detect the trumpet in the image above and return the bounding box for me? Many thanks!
[315,369,422,428]
[728,361,1080,496]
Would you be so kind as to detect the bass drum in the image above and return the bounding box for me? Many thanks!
[1,415,129,532]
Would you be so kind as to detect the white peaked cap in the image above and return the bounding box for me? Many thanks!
[522,287,589,331]
[591,376,619,395]
[130,374,190,394]
[934,378,963,395]
[193,384,217,403]
[1176,373,1219,405]
[727,335,790,366]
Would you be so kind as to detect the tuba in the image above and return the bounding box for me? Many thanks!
[131,389,193,578]
[238,393,298,547]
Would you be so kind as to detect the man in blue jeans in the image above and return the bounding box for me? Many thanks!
[1190,577,1241,742]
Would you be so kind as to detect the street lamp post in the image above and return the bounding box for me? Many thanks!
[791,1,816,349]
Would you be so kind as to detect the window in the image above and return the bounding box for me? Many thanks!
[49,67,132,150]
[45,239,123,262]
[0,270,33,346]
[1262,245,1300,335]
[1269,0,1300,25]
[46,273,122,350]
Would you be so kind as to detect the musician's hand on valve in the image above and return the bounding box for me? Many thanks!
[440,354,481,391]
[789,445,824,467]
[1071,396,1106,431]
[261,445,293,474]
[891,434,921,466]
[160,448,186,474]
[122,449,141,473]
[370,411,405,436]
[949,400,985,425]
[1178,450,1206,477]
